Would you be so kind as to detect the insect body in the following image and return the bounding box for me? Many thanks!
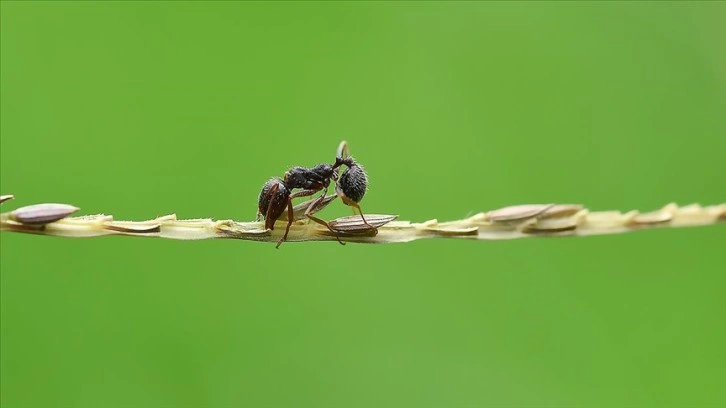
[257,162,343,248]
[257,141,376,248]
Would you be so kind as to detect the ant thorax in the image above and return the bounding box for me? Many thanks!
[283,164,334,190]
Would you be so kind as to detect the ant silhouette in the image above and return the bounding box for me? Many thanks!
[256,141,374,248]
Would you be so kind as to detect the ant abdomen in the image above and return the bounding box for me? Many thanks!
[258,177,291,230]
[337,163,368,204]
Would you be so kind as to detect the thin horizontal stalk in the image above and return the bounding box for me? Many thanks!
[1,195,723,245]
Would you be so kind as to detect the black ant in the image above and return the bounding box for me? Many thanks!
[257,163,340,249]
[256,141,374,248]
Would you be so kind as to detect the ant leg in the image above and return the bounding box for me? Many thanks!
[303,195,345,246]
[274,188,320,248]
[289,188,320,201]
[351,203,375,229]
[263,183,280,230]
[276,199,295,249]
[290,188,345,245]
[339,195,375,231]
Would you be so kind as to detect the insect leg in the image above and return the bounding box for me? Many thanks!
[276,198,295,249]
[263,183,281,230]
[302,195,345,246]
[274,188,321,248]
[340,194,375,231]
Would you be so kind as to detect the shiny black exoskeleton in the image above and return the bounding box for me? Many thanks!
[257,141,375,248]
[257,163,340,248]
[257,177,289,230]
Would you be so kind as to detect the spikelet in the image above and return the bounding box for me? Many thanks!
[2,195,723,245]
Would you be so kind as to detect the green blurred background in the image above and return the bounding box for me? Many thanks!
[1,2,725,407]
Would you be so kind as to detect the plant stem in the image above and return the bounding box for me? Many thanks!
[1,196,723,245]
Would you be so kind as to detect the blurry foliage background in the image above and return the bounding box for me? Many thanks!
[1,2,725,407]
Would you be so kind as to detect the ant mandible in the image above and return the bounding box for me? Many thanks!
[257,141,374,248]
